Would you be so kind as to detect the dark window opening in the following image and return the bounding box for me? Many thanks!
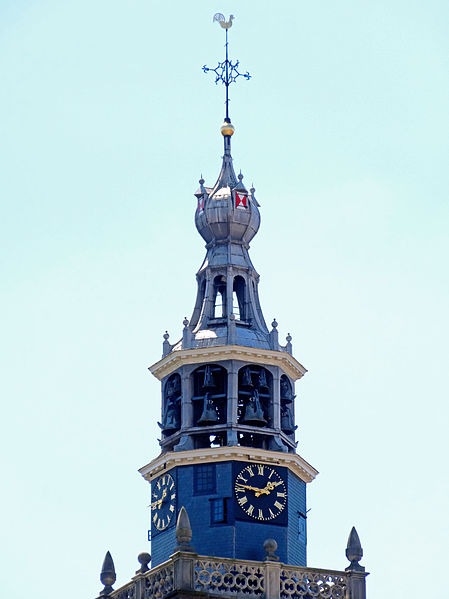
[194,464,216,494]
[210,498,227,524]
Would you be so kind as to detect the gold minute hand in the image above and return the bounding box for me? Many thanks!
[261,480,283,494]
[236,483,270,497]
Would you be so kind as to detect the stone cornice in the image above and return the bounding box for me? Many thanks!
[149,345,307,381]
[139,446,318,484]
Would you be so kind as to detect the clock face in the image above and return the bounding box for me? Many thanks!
[234,463,287,521]
[151,472,176,531]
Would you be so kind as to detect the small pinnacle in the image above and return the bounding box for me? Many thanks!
[100,551,116,595]
[263,538,279,562]
[286,333,292,343]
[199,175,204,185]
[272,318,278,329]
[137,552,151,574]
[163,331,169,340]
[175,506,194,552]
[183,317,189,327]
[238,171,243,181]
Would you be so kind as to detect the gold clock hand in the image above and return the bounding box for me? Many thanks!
[236,483,270,497]
[261,480,283,494]
[151,488,168,510]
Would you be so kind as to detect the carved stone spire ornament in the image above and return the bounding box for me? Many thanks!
[175,506,194,552]
[346,526,365,571]
[99,551,116,596]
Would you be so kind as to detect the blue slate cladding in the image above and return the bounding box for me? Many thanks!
[287,469,307,566]
[151,461,307,567]
[151,524,176,566]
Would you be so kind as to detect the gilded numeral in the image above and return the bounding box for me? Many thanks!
[247,505,254,516]
[157,480,161,490]
[171,493,176,500]
[153,514,158,524]
[247,466,254,477]
[238,496,247,506]
[170,481,174,490]
[268,469,274,479]
[258,509,263,520]
[274,500,283,511]
[237,475,248,483]
[269,508,275,518]
[257,464,264,475]
[169,504,175,512]
[277,492,286,498]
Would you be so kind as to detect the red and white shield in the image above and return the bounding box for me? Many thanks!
[235,192,248,209]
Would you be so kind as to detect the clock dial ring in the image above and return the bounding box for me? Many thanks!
[234,463,287,521]
[151,472,176,531]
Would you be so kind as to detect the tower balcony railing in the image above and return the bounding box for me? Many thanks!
[105,551,365,599]
[97,508,367,599]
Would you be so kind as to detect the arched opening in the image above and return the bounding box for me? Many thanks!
[233,276,245,320]
[237,365,272,430]
[192,364,227,426]
[280,375,296,434]
[160,373,182,436]
[213,275,226,318]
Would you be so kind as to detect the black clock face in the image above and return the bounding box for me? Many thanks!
[234,463,287,521]
[151,472,176,531]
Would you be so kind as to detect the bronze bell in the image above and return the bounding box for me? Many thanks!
[202,365,216,390]
[258,368,268,390]
[241,366,253,389]
[161,397,181,431]
[197,392,220,425]
[280,405,294,433]
[280,376,293,401]
[241,389,267,426]
[163,410,180,431]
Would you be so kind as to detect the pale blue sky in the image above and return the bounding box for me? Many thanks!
[1,1,448,598]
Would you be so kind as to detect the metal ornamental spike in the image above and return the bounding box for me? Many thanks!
[203,13,251,122]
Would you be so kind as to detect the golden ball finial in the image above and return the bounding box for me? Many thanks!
[221,120,235,136]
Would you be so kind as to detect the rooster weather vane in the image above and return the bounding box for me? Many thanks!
[203,13,251,122]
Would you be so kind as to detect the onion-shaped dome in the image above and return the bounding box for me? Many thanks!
[195,122,260,245]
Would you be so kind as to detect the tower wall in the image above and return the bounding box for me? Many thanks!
[150,461,307,567]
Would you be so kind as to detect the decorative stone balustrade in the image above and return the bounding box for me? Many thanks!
[97,511,367,599]
[280,566,347,598]
[194,557,265,596]
[105,552,366,599]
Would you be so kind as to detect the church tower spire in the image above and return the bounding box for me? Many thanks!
[139,15,317,569]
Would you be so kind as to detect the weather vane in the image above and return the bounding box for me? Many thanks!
[203,13,251,123]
